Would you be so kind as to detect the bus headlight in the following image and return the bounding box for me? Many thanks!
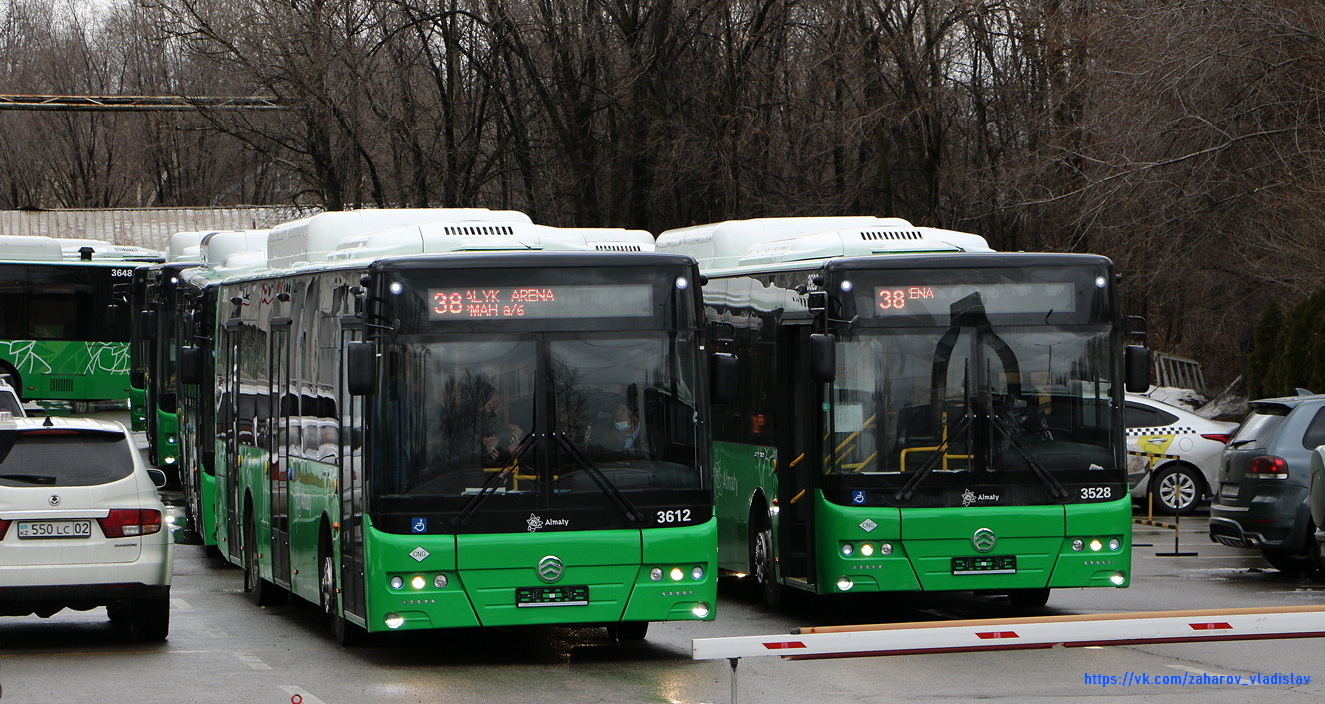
[691,602,711,618]
[385,612,405,629]
[860,543,875,557]
[1110,571,1126,586]
[670,567,684,581]
[879,542,893,556]
[650,567,664,582]
[1108,538,1121,551]
[837,576,854,591]
[841,543,854,557]
[390,576,404,590]
[1072,539,1085,552]
[433,574,448,589]
[410,575,426,590]
[691,566,704,580]
[1089,539,1103,552]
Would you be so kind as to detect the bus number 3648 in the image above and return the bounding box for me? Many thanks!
[656,509,691,524]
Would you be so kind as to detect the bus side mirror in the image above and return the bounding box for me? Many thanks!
[810,334,836,383]
[130,370,146,388]
[347,341,377,396]
[138,310,158,340]
[1125,345,1150,393]
[710,353,738,405]
[179,346,204,385]
[106,304,122,334]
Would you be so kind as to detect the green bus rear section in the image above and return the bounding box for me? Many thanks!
[715,440,1130,594]
[0,340,130,401]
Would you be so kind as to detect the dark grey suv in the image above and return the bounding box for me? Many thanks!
[1209,392,1325,574]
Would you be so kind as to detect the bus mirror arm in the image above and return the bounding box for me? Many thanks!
[179,346,204,385]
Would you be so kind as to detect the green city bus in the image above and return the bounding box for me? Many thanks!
[177,210,716,643]
[657,217,1148,608]
[0,235,159,404]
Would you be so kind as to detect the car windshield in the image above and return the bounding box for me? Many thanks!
[0,431,134,486]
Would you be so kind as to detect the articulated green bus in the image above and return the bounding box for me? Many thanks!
[0,236,159,404]
[658,217,1148,608]
[178,210,716,643]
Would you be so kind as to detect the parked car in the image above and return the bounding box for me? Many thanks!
[0,378,22,416]
[0,416,173,639]
[1210,391,1325,575]
[1125,393,1236,515]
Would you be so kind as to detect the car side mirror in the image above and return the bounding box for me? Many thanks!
[347,341,377,395]
[810,333,836,383]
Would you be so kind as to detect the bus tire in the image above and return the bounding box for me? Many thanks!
[1008,588,1051,608]
[607,621,649,642]
[244,510,283,607]
[0,364,20,400]
[320,538,366,646]
[750,520,783,611]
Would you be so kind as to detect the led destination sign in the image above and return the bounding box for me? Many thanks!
[427,284,654,320]
[873,283,1079,316]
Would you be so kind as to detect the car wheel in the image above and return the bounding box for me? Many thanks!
[1008,588,1051,608]
[607,621,649,642]
[321,544,366,646]
[1261,548,1317,576]
[131,595,170,641]
[750,524,783,611]
[1151,465,1203,516]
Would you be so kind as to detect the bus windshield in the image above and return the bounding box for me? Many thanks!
[825,265,1123,508]
[372,331,704,526]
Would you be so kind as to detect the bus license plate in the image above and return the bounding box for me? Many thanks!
[516,585,589,607]
[17,520,93,539]
[952,555,1016,575]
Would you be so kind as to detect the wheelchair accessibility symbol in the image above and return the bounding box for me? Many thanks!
[851,491,867,505]
[411,517,428,533]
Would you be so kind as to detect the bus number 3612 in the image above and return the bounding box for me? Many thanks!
[656,509,691,524]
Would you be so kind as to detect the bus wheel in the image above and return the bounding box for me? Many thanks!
[751,525,783,611]
[244,513,283,606]
[320,545,366,646]
[1008,588,1051,608]
[607,621,649,642]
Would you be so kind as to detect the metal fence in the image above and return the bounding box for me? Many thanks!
[1153,351,1205,394]
[0,207,315,251]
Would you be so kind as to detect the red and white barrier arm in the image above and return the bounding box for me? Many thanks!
[692,606,1325,661]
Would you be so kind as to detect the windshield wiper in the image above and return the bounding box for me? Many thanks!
[989,413,1070,501]
[895,412,971,503]
[551,433,648,527]
[0,473,57,485]
[451,431,537,529]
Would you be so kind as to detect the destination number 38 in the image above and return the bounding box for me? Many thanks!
[656,509,692,524]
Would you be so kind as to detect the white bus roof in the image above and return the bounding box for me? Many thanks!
[265,208,533,268]
[57,238,162,261]
[200,230,269,276]
[167,231,212,263]
[655,216,992,271]
[0,235,64,261]
[326,221,654,262]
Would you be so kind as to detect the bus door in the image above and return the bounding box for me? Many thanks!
[222,319,243,563]
[337,324,367,623]
[268,319,293,589]
[776,325,819,588]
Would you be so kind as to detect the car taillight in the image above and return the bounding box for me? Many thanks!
[0,518,8,540]
[1246,455,1289,478]
[1201,433,1233,444]
[98,509,162,538]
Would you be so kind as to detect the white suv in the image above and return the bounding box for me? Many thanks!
[0,416,173,639]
